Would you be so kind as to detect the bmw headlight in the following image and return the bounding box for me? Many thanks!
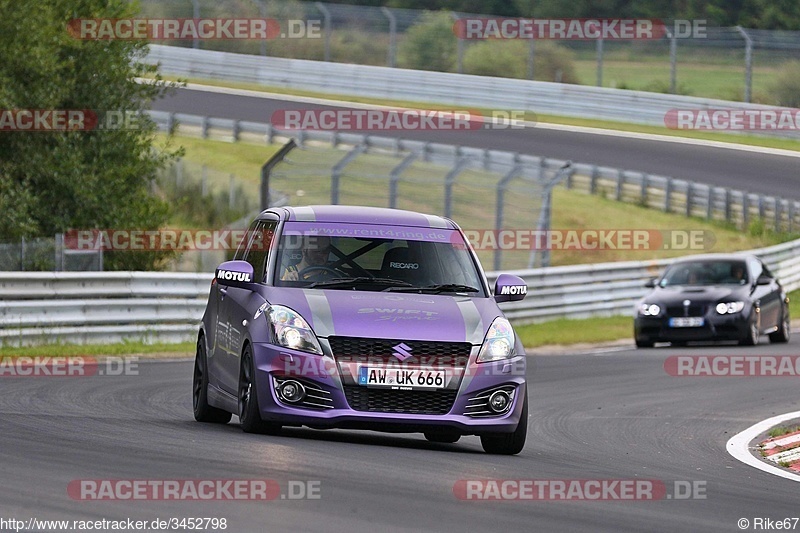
[477,317,515,363]
[716,301,745,315]
[267,305,322,355]
[639,303,661,316]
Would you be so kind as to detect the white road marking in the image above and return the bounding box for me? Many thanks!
[727,410,800,482]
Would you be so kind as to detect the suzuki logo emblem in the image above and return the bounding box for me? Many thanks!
[392,342,413,361]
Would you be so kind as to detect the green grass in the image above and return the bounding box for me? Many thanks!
[152,74,800,153]
[516,316,633,347]
[768,425,800,439]
[0,341,195,358]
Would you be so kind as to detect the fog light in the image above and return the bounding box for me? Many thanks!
[488,390,511,413]
[278,380,306,403]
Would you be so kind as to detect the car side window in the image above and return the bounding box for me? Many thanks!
[748,258,763,281]
[242,220,277,283]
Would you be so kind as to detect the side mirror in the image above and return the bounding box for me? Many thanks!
[644,278,657,288]
[756,275,772,286]
[215,260,255,289]
[494,274,528,303]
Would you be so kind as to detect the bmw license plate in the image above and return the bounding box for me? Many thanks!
[358,366,446,390]
[669,317,704,328]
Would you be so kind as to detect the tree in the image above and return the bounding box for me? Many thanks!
[0,0,182,270]
[398,11,458,71]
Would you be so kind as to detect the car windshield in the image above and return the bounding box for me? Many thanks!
[659,260,748,287]
[273,222,485,296]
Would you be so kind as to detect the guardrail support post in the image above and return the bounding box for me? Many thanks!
[758,195,765,221]
[640,173,648,206]
[316,2,332,62]
[742,193,750,229]
[736,26,753,103]
[789,202,796,233]
[775,199,783,233]
[664,177,672,212]
[330,144,366,205]
[260,139,297,210]
[685,183,693,217]
[706,187,714,220]
[381,7,397,68]
[590,165,598,195]
[596,36,604,86]
[444,155,471,219]
[494,165,524,271]
[615,169,624,201]
[724,188,732,222]
[389,152,418,209]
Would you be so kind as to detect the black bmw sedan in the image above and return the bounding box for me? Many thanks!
[634,254,790,347]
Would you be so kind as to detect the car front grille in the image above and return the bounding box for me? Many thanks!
[666,305,707,316]
[343,386,457,415]
[329,336,471,367]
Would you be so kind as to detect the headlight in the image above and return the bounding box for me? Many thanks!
[267,305,322,355]
[716,301,745,315]
[639,303,661,316]
[477,317,515,363]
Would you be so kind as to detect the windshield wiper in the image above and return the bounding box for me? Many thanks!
[384,283,480,294]
[308,277,414,289]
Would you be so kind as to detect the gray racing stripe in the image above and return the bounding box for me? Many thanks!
[456,298,486,345]
[422,213,449,229]
[293,206,316,221]
[302,289,336,337]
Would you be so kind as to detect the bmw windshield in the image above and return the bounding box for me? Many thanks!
[273,222,486,296]
[659,260,748,287]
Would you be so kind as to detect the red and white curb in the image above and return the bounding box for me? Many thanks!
[758,429,800,472]
[727,411,800,482]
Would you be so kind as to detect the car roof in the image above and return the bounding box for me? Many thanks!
[670,253,756,265]
[267,205,457,229]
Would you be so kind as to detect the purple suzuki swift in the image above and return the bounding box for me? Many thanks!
[193,205,529,454]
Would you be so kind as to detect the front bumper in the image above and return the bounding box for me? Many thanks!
[251,342,527,435]
[634,312,750,343]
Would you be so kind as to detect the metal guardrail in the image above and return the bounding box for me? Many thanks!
[146,45,800,139]
[2,237,799,345]
[149,110,800,233]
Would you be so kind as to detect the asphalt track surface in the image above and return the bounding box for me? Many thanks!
[152,87,800,200]
[4,339,800,532]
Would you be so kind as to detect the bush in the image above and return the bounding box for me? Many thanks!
[462,40,577,82]
[398,11,457,72]
[767,61,800,107]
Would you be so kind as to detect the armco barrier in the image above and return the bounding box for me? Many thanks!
[146,44,800,140]
[2,237,799,346]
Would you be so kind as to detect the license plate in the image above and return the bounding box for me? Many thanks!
[358,366,446,390]
[669,317,704,328]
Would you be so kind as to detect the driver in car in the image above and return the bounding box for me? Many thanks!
[281,235,335,281]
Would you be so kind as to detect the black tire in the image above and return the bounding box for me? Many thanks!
[193,335,232,424]
[238,344,281,435]
[739,314,760,346]
[635,338,654,348]
[480,395,528,455]
[424,432,461,444]
[769,309,791,344]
